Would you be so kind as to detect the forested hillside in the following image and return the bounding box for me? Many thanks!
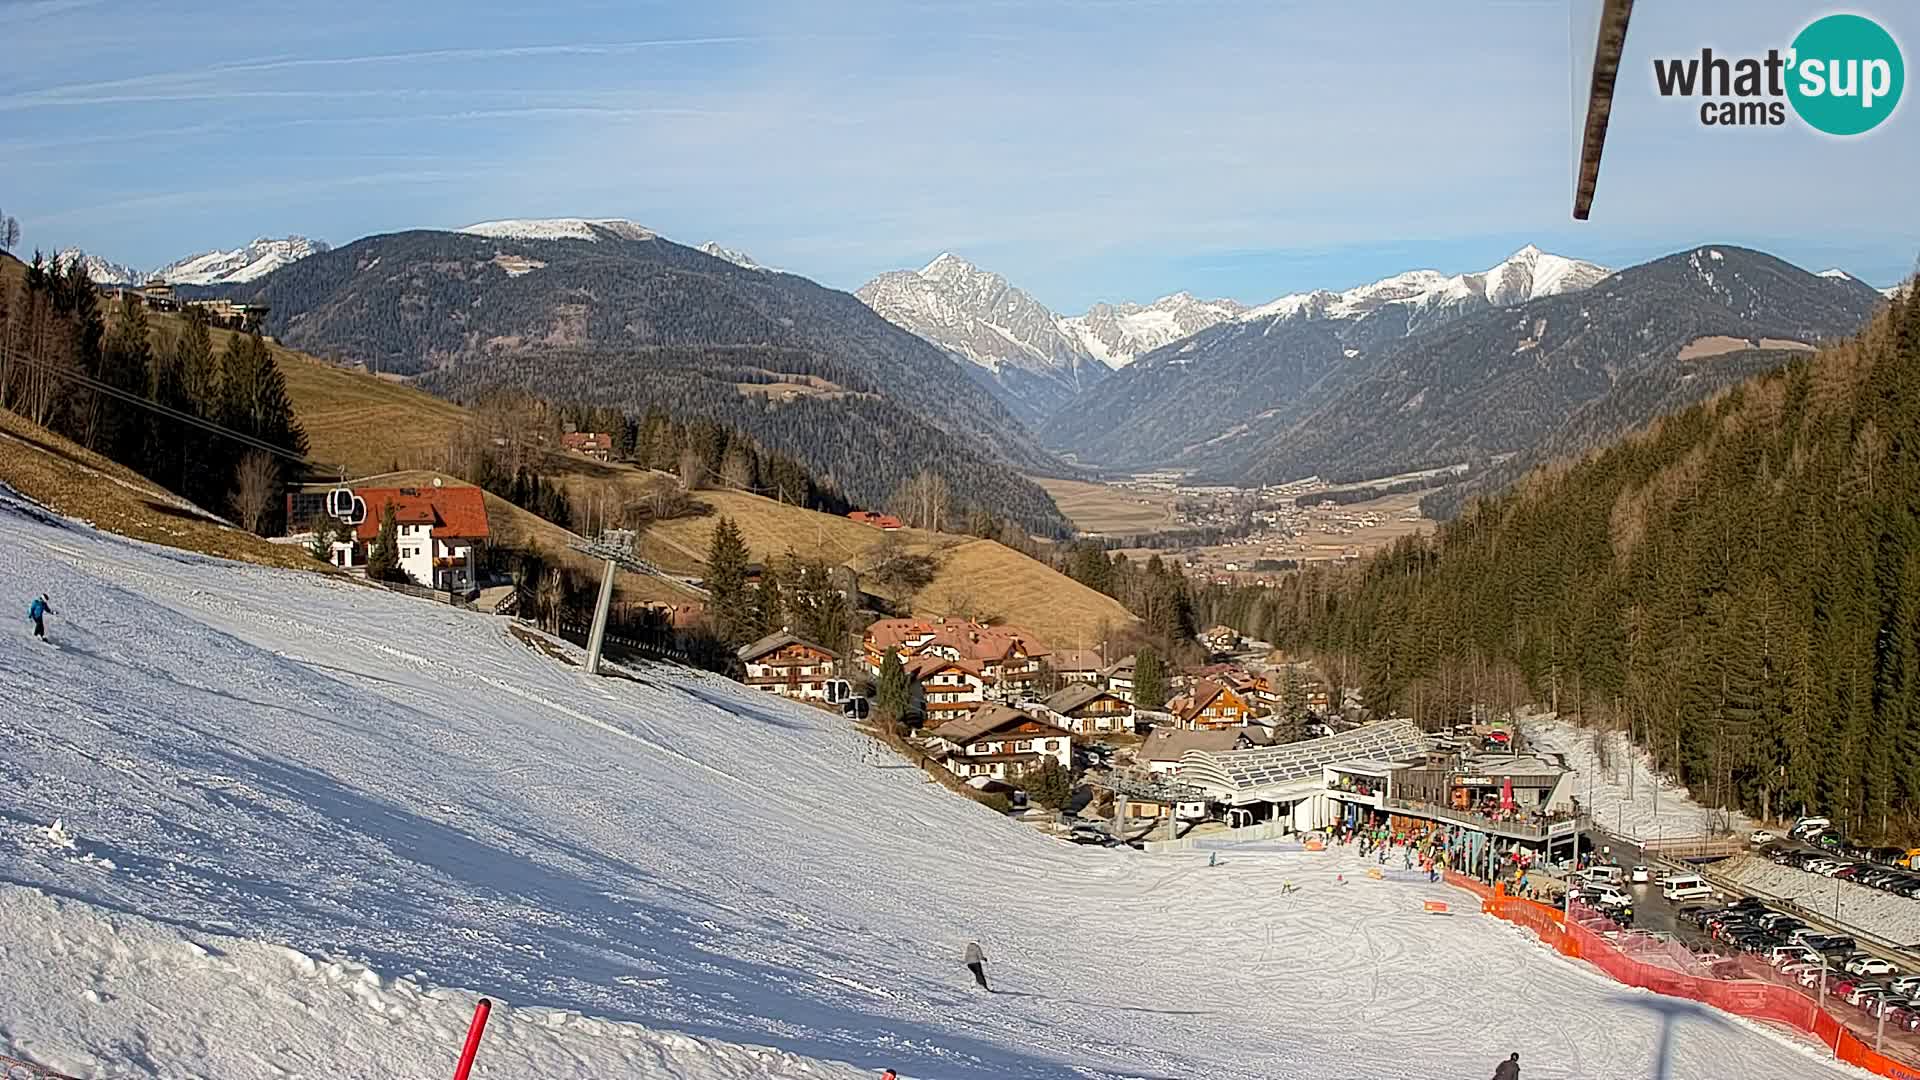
[227,228,1070,535]
[1238,247,1884,485]
[1239,290,1920,840]
[0,251,308,534]
[422,345,1070,536]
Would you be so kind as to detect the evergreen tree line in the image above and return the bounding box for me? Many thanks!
[1208,294,1920,841]
[0,253,308,533]
[703,515,855,656]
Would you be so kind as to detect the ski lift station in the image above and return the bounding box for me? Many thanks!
[1162,719,1582,856]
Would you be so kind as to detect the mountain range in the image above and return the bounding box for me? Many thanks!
[1195,245,1886,488]
[214,219,1072,535]
[855,254,1243,424]
[57,236,327,287]
[1038,245,1612,469]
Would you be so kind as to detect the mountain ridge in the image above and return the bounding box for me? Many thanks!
[1041,245,1611,470]
[220,227,1073,534]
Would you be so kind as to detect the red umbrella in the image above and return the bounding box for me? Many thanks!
[1500,777,1515,811]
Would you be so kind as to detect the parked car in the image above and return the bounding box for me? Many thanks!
[1889,975,1920,997]
[1770,945,1819,968]
[1799,965,1833,989]
[1846,955,1897,977]
[1664,875,1715,902]
[1847,984,1888,1008]
[1750,829,1778,845]
[1815,935,1858,955]
[1791,815,1831,835]
[1065,826,1109,846]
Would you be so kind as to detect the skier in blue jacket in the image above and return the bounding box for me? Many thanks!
[27,594,51,639]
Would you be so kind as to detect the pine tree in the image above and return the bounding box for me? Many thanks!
[874,646,912,726]
[705,516,752,645]
[98,292,153,467]
[1024,757,1074,810]
[753,557,785,638]
[173,313,222,508]
[367,502,403,583]
[1134,648,1168,710]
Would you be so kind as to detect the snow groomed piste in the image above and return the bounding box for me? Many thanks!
[0,483,1871,1078]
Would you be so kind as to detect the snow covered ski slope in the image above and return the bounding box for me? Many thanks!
[0,487,1865,1079]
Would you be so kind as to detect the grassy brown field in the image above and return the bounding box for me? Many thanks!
[0,407,322,572]
[1034,476,1178,535]
[186,318,468,477]
[541,460,1138,644]
[640,485,1139,646]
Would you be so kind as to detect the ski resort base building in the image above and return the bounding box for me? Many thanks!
[1153,720,1582,851]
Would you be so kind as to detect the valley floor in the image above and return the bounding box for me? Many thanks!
[0,483,1869,1080]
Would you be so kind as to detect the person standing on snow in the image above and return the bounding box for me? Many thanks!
[963,941,989,991]
[27,594,51,640]
[1493,1051,1521,1080]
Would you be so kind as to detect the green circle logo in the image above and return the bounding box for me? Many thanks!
[1788,14,1904,135]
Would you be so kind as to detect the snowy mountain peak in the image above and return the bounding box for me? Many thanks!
[920,251,975,278]
[1061,291,1247,369]
[458,218,656,243]
[696,241,770,272]
[1818,268,1854,281]
[155,236,328,286]
[54,248,142,286]
[1238,246,1608,327]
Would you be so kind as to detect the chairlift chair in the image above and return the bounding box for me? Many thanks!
[343,495,367,527]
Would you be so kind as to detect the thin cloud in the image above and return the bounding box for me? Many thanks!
[1,36,753,108]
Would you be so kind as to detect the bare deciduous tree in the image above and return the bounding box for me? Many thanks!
[679,448,707,490]
[228,450,280,534]
[893,468,951,532]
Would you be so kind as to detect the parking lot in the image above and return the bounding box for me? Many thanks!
[1569,828,1920,1066]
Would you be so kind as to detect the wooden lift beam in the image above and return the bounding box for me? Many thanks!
[1573,0,1635,220]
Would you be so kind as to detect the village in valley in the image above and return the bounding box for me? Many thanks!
[265,412,1576,861]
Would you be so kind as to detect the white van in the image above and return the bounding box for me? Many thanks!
[1663,874,1713,901]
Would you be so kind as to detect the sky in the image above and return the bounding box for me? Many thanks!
[2,0,1916,311]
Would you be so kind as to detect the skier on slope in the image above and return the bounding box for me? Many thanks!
[964,940,989,991]
[26,594,51,640]
[1492,1051,1521,1080]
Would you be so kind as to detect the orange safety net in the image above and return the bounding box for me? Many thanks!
[1453,880,1920,1079]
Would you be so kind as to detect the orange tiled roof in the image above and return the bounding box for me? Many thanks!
[352,486,490,541]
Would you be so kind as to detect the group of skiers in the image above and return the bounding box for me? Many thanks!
[1336,821,1453,883]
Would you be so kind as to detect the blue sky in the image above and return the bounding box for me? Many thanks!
[3,0,1915,311]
